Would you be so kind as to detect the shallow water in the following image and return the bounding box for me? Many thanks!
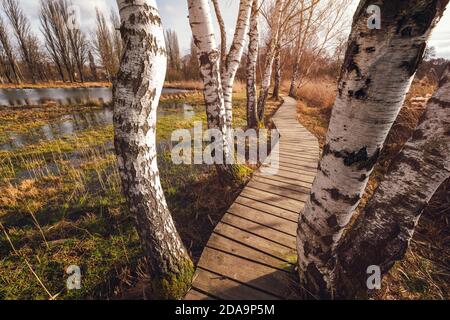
[0,87,189,106]
[0,101,196,151]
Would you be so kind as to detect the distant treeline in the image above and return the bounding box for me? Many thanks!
[0,0,201,84]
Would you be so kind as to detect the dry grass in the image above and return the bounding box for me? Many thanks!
[0,81,112,89]
[164,80,203,90]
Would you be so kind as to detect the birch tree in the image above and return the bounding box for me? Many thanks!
[222,0,253,131]
[246,0,260,128]
[257,0,285,121]
[297,0,449,298]
[114,0,193,299]
[187,0,252,184]
[334,66,450,298]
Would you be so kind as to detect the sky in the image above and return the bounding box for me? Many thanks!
[3,0,450,59]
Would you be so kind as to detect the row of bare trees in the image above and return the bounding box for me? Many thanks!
[0,0,126,84]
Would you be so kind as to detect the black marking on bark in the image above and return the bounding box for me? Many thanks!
[365,47,376,53]
[305,263,328,298]
[310,193,324,208]
[340,41,361,82]
[412,129,425,141]
[400,26,412,37]
[326,215,339,228]
[321,235,333,246]
[354,88,367,100]
[325,188,360,206]
[400,43,427,77]
[304,241,311,257]
[324,144,381,171]
[428,97,450,108]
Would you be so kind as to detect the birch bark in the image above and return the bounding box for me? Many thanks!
[297,0,449,298]
[188,0,251,184]
[222,0,253,131]
[114,0,193,299]
[246,0,260,129]
[334,67,450,298]
[257,0,285,121]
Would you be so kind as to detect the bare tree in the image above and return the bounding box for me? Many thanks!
[114,0,193,299]
[297,0,449,299]
[165,29,181,70]
[0,15,21,83]
[257,0,285,121]
[246,0,260,128]
[94,8,118,81]
[66,4,88,82]
[88,50,98,81]
[40,0,66,81]
[39,0,76,82]
[2,0,39,83]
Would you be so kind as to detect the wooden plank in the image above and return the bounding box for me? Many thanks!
[240,187,304,213]
[207,232,293,269]
[185,288,216,300]
[198,247,295,298]
[253,175,312,195]
[246,180,309,202]
[214,222,295,261]
[234,196,299,222]
[228,202,298,236]
[221,214,297,250]
[193,269,280,300]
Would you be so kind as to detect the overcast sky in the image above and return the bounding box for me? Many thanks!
[5,0,450,59]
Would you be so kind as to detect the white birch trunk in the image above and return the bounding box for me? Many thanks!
[187,0,240,183]
[114,0,193,299]
[246,0,259,128]
[257,0,284,121]
[222,0,253,131]
[334,67,450,298]
[297,0,449,298]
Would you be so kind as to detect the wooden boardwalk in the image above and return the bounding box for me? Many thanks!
[185,96,320,300]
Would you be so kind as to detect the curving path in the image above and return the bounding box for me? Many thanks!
[185,96,320,300]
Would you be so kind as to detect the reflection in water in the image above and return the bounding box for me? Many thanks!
[0,87,189,106]
[0,101,195,151]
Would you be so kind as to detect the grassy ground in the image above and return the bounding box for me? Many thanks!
[0,81,112,90]
[0,85,281,300]
[0,80,202,90]
[294,77,450,300]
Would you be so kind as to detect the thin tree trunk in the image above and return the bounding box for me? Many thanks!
[188,0,246,185]
[272,45,281,100]
[114,0,193,299]
[222,0,253,132]
[257,0,284,121]
[246,0,259,129]
[297,0,449,299]
[334,67,450,299]
[212,0,227,73]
